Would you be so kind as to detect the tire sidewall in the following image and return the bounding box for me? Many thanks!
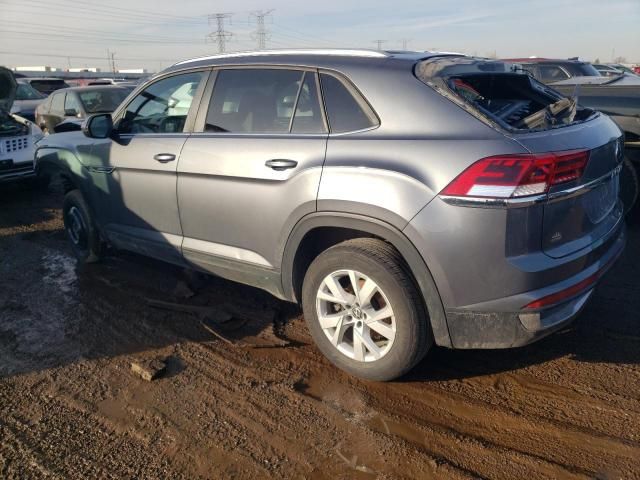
[62,191,100,263]
[302,246,426,381]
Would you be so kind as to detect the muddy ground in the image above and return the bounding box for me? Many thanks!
[0,182,639,480]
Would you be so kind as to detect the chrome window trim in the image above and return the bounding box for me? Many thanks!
[440,164,622,209]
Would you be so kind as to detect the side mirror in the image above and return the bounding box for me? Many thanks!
[65,108,79,117]
[83,113,113,139]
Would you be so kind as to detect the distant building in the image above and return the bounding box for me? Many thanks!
[68,67,101,73]
[14,66,57,72]
[117,68,148,74]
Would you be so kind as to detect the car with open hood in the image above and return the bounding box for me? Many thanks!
[0,67,44,184]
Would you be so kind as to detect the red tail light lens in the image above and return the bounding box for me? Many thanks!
[441,150,589,198]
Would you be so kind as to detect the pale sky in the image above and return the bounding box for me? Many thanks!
[1,0,639,72]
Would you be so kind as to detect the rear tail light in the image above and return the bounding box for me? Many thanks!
[441,150,589,198]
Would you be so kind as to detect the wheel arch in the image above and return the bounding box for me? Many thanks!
[281,212,452,347]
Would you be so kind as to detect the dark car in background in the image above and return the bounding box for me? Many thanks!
[36,50,625,381]
[19,77,70,96]
[10,80,47,121]
[35,85,132,133]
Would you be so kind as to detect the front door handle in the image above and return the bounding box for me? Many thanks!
[154,153,176,163]
[265,159,298,171]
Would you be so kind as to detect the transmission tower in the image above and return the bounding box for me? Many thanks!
[250,10,274,50]
[373,39,386,51]
[206,13,233,53]
[401,38,412,50]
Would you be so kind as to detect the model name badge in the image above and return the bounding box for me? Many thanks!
[551,232,562,242]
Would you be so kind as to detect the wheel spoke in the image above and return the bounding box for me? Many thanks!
[348,270,361,303]
[330,317,347,346]
[317,290,348,305]
[353,330,366,361]
[323,275,355,305]
[318,311,344,329]
[367,320,394,340]
[358,278,378,307]
[354,330,381,359]
[365,305,393,323]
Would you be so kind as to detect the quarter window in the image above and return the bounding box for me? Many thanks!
[64,93,81,115]
[319,73,377,133]
[118,71,204,134]
[205,69,326,134]
[50,93,65,115]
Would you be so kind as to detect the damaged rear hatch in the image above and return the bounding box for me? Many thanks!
[417,57,624,258]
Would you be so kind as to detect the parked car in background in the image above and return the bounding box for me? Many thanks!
[607,64,639,76]
[593,64,623,77]
[35,85,132,133]
[36,50,625,381]
[20,77,70,96]
[9,80,47,122]
[505,57,640,214]
[503,58,601,83]
[0,67,44,184]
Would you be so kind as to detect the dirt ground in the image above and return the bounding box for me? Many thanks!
[0,182,639,480]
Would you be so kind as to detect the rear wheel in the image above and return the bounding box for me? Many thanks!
[63,190,102,264]
[302,238,432,381]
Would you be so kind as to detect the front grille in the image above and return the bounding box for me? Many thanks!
[3,136,29,153]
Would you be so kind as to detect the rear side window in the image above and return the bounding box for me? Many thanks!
[319,73,377,133]
[205,69,326,134]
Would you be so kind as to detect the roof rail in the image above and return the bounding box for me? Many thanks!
[174,49,389,66]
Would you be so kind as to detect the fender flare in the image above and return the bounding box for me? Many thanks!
[281,212,452,347]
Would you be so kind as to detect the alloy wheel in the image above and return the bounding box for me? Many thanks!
[315,269,396,362]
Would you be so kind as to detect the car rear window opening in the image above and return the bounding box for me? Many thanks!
[416,58,595,132]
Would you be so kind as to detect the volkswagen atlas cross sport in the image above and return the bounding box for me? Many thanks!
[35,50,625,381]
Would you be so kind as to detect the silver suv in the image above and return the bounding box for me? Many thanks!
[36,50,626,381]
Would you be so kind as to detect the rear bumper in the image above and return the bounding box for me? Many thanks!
[444,224,625,349]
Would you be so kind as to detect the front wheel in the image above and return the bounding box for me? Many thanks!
[302,238,432,381]
[63,190,102,264]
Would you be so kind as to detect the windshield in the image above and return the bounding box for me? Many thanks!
[16,83,46,100]
[78,89,130,114]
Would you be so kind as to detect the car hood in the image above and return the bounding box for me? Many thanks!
[0,66,17,113]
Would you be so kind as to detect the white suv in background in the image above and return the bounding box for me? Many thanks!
[1,66,44,184]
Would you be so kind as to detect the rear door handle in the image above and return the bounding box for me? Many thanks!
[265,159,298,171]
[154,153,176,163]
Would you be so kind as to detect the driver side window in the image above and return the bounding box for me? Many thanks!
[118,71,204,135]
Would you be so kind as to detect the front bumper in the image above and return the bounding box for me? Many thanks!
[445,225,625,349]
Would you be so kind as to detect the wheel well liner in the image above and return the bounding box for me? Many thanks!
[281,212,452,347]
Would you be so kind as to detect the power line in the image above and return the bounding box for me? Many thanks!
[206,13,233,53]
[373,39,387,50]
[250,10,274,50]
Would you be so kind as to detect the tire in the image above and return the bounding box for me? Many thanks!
[62,190,102,264]
[620,156,639,217]
[302,238,432,381]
